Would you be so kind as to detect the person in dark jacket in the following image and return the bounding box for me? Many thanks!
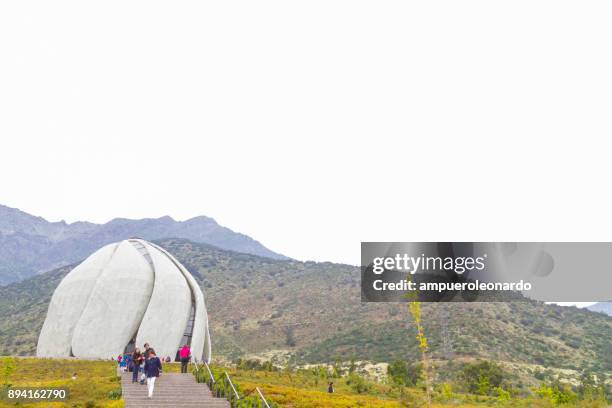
[131,348,144,383]
[144,349,162,398]
[140,343,152,384]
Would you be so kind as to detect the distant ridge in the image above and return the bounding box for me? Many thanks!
[587,301,612,316]
[0,204,287,285]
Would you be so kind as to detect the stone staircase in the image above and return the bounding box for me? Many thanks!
[121,371,231,408]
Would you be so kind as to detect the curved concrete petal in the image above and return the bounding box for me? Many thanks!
[71,241,154,359]
[134,240,191,360]
[148,242,211,363]
[36,243,119,357]
[204,314,212,363]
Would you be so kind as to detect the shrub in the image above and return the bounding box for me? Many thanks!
[494,386,510,402]
[536,382,578,405]
[438,383,454,401]
[346,373,372,394]
[458,360,504,395]
[578,371,607,401]
[108,388,122,399]
[285,327,297,347]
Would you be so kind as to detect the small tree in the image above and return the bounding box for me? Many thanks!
[408,301,432,406]
[332,359,343,378]
[388,360,423,387]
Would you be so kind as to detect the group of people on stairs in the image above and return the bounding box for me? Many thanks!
[117,343,192,398]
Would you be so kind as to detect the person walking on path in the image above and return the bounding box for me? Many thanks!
[131,348,144,383]
[140,342,152,384]
[179,344,191,373]
[144,349,162,398]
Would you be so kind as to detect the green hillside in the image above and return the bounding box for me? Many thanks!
[0,239,610,383]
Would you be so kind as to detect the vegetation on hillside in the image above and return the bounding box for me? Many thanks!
[0,239,610,388]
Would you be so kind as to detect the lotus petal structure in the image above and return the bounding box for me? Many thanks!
[36,239,211,362]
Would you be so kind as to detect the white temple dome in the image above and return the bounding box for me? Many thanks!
[37,239,211,362]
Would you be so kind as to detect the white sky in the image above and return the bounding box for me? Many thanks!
[550,302,595,308]
[1,0,611,293]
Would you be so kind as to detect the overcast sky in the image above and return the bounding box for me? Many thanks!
[1,0,611,297]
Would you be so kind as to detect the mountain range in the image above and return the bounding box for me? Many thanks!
[0,204,286,285]
[0,205,610,385]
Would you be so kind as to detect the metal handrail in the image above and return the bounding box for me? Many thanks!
[256,387,271,408]
[224,372,241,402]
[204,361,216,384]
[193,359,272,407]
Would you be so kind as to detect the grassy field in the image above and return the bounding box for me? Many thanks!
[0,357,122,408]
[1,358,608,408]
[226,368,406,408]
[206,363,609,408]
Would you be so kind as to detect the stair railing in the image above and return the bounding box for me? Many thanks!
[223,372,241,406]
[193,358,216,390]
[256,387,271,408]
[193,359,272,408]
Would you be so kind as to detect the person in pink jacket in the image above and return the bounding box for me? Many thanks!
[179,344,191,373]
